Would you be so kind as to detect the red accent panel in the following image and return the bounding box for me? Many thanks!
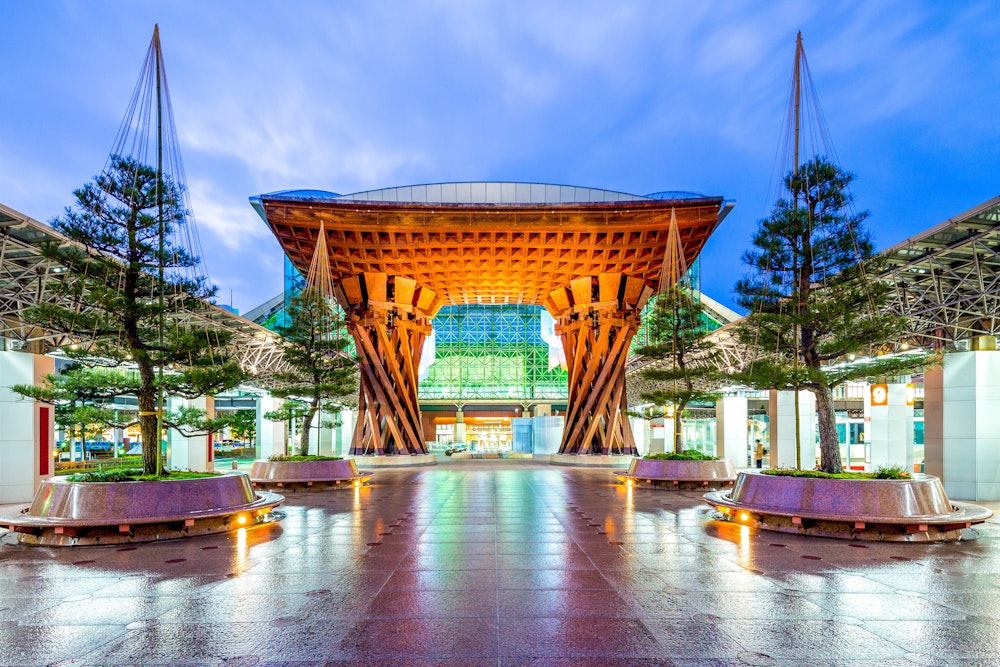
[208,432,213,462]
[39,406,50,476]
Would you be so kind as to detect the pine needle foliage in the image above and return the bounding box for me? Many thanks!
[733,157,928,472]
[636,282,725,454]
[265,288,357,456]
[16,156,244,474]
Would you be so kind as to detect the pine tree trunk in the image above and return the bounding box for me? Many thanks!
[813,383,842,473]
[298,404,318,457]
[673,400,689,454]
[674,417,683,455]
[136,356,159,476]
[137,386,158,475]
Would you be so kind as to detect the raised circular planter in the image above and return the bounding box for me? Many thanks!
[0,472,283,547]
[616,458,737,490]
[249,458,372,492]
[704,471,993,542]
[351,453,437,467]
[549,454,636,467]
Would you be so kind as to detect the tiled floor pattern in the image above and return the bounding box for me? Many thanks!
[2,461,1000,666]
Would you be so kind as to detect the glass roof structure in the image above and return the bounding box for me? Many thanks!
[258,182,666,206]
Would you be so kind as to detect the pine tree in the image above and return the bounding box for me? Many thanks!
[266,288,356,457]
[228,409,257,447]
[734,157,924,473]
[637,282,724,454]
[18,156,244,475]
[14,365,132,461]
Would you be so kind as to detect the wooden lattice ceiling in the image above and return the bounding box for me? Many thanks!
[257,196,728,307]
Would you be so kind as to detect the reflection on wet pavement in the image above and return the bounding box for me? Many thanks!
[2,460,1000,665]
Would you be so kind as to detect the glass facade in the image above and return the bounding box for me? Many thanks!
[420,304,567,401]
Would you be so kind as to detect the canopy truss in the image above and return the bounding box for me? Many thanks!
[880,196,1000,347]
[626,196,1000,405]
[0,203,289,382]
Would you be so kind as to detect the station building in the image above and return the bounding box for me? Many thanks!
[1,191,998,502]
[250,183,733,458]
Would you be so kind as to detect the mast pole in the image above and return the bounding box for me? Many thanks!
[792,31,803,470]
[155,24,166,477]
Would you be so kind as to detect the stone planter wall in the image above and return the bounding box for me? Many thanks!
[705,471,993,541]
[250,459,364,483]
[1,473,282,546]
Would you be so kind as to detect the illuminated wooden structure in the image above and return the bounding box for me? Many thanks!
[254,185,729,456]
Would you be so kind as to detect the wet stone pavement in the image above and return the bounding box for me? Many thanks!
[2,460,1000,666]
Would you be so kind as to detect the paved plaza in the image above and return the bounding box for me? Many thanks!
[2,460,1000,666]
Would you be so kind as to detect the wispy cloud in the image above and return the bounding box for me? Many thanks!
[2,1,999,313]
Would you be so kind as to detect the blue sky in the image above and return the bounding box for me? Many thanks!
[2,2,998,314]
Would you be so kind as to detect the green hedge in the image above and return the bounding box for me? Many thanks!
[66,468,222,482]
[267,455,342,462]
[761,465,911,480]
[644,449,718,461]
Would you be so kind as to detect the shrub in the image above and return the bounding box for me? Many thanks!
[267,455,342,462]
[66,468,140,482]
[65,468,221,482]
[644,449,717,461]
[873,465,911,480]
[761,467,911,480]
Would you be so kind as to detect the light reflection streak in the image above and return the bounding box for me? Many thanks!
[235,526,249,572]
[352,482,370,511]
[737,524,751,567]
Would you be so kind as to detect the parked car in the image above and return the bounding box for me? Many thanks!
[57,440,114,460]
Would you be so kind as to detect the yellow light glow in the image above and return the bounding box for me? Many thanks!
[739,512,749,522]
[235,525,249,573]
[738,524,751,565]
[237,514,247,525]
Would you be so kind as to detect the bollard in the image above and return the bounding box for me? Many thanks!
[232,460,238,470]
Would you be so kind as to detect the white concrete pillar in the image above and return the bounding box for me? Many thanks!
[649,404,681,454]
[256,394,287,459]
[453,409,466,445]
[647,416,667,454]
[168,395,214,472]
[0,351,55,503]
[335,409,354,457]
[923,366,944,480]
[865,381,914,471]
[630,416,649,456]
[942,345,1000,500]
[769,390,817,469]
[307,407,337,457]
[531,415,564,455]
[716,395,748,466]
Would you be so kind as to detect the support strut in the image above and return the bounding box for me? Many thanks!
[335,272,439,456]
[546,273,653,456]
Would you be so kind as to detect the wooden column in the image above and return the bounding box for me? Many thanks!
[335,272,440,456]
[546,273,653,456]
